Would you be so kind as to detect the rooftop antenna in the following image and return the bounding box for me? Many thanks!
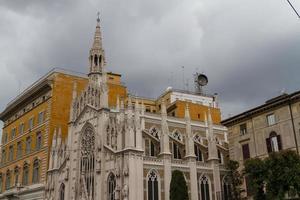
[182,66,185,90]
[287,0,300,18]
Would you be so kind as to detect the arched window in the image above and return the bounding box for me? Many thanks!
[22,162,29,185]
[199,175,210,200]
[147,170,159,200]
[5,170,11,190]
[218,149,224,164]
[266,132,282,153]
[94,55,98,66]
[172,142,182,159]
[108,173,116,200]
[194,144,203,161]
[14,166,19,186]
[59,183,65,200]
[32,159,40,183]
[222,176,231,200]
[80,125,95,199]
[99,55,102,66]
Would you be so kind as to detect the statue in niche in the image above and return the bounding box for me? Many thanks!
[122,184,129,200]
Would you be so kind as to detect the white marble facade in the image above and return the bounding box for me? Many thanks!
[45,18,230,200]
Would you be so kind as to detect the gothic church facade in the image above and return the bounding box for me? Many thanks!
[45,17,230,200]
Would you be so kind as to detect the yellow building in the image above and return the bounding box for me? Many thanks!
[130,88,221,124]
[0,68,126,198]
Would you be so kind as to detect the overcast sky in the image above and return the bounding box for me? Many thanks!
[1,0,300,134]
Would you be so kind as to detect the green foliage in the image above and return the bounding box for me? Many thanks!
[244,150,300,200]
[226,160,244,200]
[170,170,189,200]
[244,158,266,200]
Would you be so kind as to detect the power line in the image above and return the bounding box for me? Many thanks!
[287,0,300,18]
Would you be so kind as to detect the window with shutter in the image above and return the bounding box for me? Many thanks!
[242,144,250,160]
[266,138,272,153]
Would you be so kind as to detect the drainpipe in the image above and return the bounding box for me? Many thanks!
[288,100,299,155]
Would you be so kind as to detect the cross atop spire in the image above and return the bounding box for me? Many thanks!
[97,12,100,23]
[88,12,106,78]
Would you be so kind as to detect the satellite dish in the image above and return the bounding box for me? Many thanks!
[197,74,208,86]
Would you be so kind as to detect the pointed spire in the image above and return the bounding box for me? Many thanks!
[185,103,190,121]
[52,128,57,148]
[116,95,120,111]
[204,111,208,126]
[161,100,167,116]
[92,12,103,51]
[72,81,77,100]
[57,126,62,147]
[128,96,133,110]
[135,98,139,112]
[141,100,145,115]
[89,12,106,77]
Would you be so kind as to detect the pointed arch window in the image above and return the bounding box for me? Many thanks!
[194,144,203,161]
[108,173,116,200]
[199,175,210,200]
[22,162,29,185]
[59,183,65,200]
[94,55,98,66]
[32,159,40,183]
[148,170,159,200]
[222,176,231,200]
[5,170,11,190]
[80,125,95,199]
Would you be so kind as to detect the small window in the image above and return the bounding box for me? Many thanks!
[22,163,29,185]
[38,111,44,125]
[3,132,8,144]
[11,128,16,139]
[17,141,22,158]
[36,132,42,150]
[1,150,6,164]
[198,114,201,119]
[32,159,40,183]
[28,117,34,130]
[5,170,11,190]
[26,137,31,154]
[19,123,25,135]
[267,114,276,126]
[240,123,247,135]
[242,143,250,160]
[8,145,14,161]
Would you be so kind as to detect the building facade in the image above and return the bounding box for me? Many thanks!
[45,18,230,200]
[221,92,300,197]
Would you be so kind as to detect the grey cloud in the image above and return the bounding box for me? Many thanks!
[1,0,300,137]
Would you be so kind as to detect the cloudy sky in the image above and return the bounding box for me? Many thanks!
[1,0,300,134]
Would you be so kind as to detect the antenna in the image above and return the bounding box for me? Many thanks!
[287,0,300,18]
[182,66,185,90]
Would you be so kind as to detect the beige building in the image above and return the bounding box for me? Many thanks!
[221,92,300,197]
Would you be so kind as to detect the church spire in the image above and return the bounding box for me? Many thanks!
[88,12,106,78]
